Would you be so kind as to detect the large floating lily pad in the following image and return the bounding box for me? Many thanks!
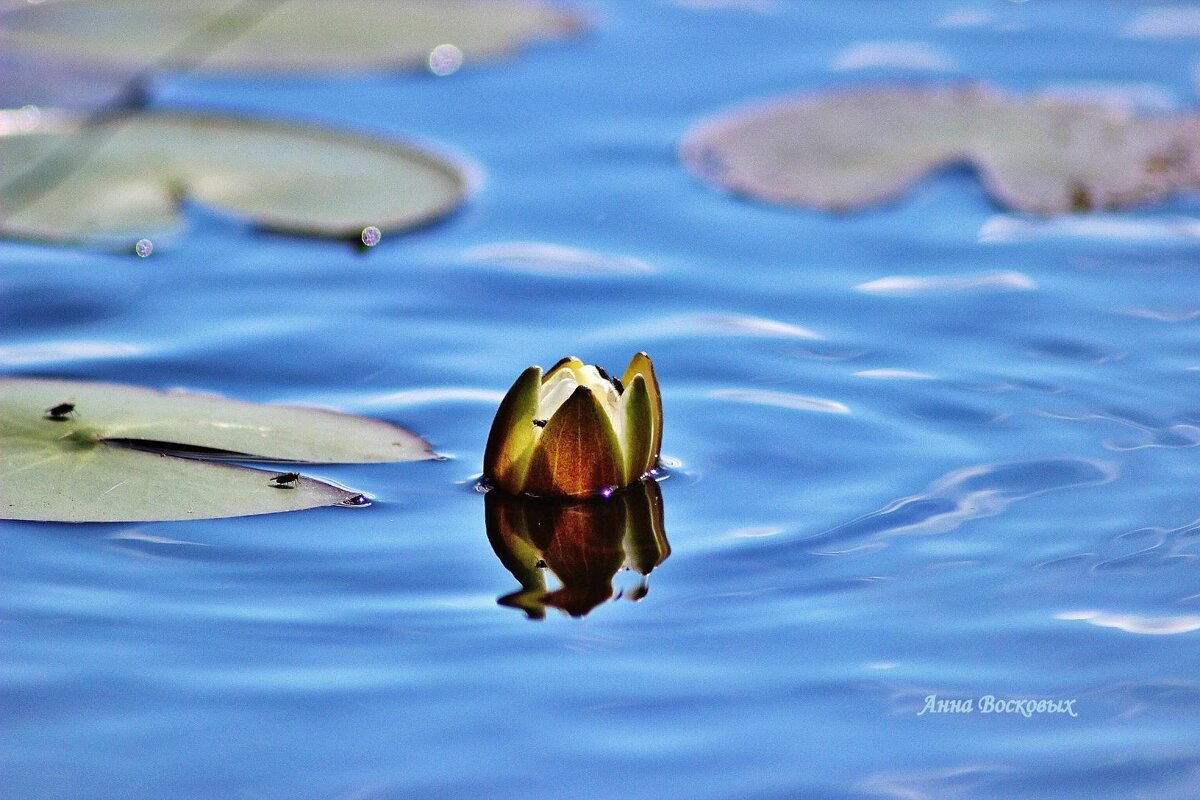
[0,0,584,74]
[681,85,1200,214]
[0,111,469,246]
[0,377,435,522]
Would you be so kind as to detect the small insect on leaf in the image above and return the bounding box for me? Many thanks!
[532,419,548,428]
[44,402,76,421]
[270,471,301,488]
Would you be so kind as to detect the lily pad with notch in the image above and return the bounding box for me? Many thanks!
[0,0,584,75]
[681,84,1200,215]
[0,111,471,247]
[0,377,436,522]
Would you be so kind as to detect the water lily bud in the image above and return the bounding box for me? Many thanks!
[484,353,663,497]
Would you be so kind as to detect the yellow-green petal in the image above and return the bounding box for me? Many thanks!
[484,490,547,604]
[621,374,655,483]
[524,385,623,497]
[543,355,585,384]
[483,365,542,493]
[622,352,663,466]
[622,478,670,575]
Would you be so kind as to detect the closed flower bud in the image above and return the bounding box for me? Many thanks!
[483,353,663,497]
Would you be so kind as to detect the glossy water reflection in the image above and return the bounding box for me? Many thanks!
[485,478,669,618]
[4,1,1200,798]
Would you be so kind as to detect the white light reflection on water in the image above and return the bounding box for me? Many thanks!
[711,388,851,414]
[366,387,505,406]
[855,271,1036,296]
[1113,308,1200,323]
[667,0,780,13]
[591,312,822,341]
[935,9,995,29]
[0,341,143,364]
[831,41,956,71]
[1055,610,1200,635]
[978,214,1200,243]
[460,241,654,275]
[854,369,937,380]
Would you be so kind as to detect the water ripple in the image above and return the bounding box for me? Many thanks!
[978,214,1200,243]
[855,764,1014,800]
[0,341,145,365]
[1023,338,1125,364]
[458,241,654,276]
[711,388,850,414]
[854,271,1035,296]
[1035,410,1200,451]
[591,312,822,341]
[725,526,788,539]
[935,9,995,29]
[854,368,936,380]
[1092,516,1200,573]
[1055,610,1200,635]
[1114,307,1200,323]
[667,0,780,12]
[805,458,1115,546]
[366,387,505,406]
[1074,679,1200,720]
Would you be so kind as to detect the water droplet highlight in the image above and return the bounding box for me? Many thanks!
[428,44,464,76]
[360,226,381,247]
[134,238,153,257]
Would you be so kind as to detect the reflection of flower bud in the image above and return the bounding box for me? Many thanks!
[483,353,663,498]
[485,477,670,619]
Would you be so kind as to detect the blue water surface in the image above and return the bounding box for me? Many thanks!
[4,1,1200,798]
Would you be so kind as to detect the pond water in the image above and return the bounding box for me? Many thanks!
[4,1,1200,798]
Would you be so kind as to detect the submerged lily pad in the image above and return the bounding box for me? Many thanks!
[0,111,469,246]
[0,0,583,74]
[681,84,1200,214]
[0,378,435,522]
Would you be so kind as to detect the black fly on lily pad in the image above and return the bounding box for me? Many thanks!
[43,402,76,421]
[270,472,302,489]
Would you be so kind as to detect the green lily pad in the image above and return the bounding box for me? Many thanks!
[0,377,435,522]
[0,111,469,246]
[0,0,584,74]
[681,84,1200,214]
